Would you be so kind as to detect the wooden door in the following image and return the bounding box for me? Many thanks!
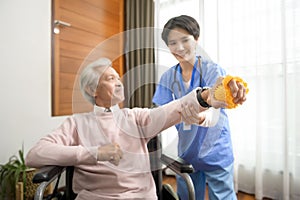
[52,0,124,116]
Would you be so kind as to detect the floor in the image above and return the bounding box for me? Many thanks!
[162,174,272,200]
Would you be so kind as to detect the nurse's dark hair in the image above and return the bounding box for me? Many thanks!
[161,15,200,45]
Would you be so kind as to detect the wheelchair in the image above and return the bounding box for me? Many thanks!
[31,137,196,200]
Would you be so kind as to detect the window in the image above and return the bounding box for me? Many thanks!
[156,0,300,198]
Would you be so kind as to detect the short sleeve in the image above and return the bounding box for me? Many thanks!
[152,71,174,106]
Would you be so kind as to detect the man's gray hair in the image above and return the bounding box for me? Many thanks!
[79,57,112,105]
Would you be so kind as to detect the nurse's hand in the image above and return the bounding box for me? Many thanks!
[97,143,123,166]
[207,77,228,108]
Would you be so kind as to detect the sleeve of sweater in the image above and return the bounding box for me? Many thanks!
[25,117,98,168]
[134,89,207,139]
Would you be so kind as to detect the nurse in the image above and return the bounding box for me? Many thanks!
[153,15,247,200]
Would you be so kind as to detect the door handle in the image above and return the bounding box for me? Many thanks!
[54,20,71,27]
[53,20,71,34]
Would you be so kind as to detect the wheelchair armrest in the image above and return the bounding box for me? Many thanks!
[160,153,194,174]
[33,166,66,183]
[161,154,196,200]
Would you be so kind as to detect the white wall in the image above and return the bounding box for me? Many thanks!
[0,0,66,163]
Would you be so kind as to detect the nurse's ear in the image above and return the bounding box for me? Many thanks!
[194,35,199,41]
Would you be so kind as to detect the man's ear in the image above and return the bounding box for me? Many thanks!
[85,86,96,97]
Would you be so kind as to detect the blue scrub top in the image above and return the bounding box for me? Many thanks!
[152,57,234,171]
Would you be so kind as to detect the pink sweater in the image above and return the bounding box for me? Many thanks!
[26,102,182,200]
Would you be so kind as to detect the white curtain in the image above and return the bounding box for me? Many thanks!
[157,0,300,199]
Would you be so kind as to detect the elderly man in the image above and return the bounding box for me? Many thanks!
[26,58,246,200]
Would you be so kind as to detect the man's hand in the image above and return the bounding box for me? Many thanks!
[181,103,206,125]
[180,89,208,125]
[210,76,248,108]
[97,143,123,166]
[227,78,247,105]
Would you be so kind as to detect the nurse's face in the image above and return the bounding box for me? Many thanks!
[167,27,198,63]
[94,67,124,107]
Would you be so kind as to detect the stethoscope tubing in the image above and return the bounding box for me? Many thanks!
[171,56,203,99]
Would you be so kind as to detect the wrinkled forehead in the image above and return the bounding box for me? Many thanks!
[99,66,120,80]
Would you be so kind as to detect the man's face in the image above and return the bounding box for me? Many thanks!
[94,67,124,107]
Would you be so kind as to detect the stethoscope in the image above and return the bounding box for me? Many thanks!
[171,56,203,100]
